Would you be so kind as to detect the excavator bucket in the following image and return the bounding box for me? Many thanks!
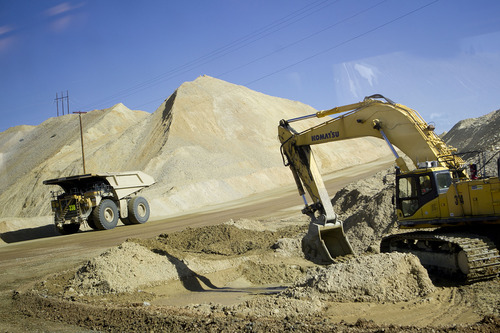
[303,222,354,264]
[318,223,354,259]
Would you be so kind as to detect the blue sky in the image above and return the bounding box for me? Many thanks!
[1,0,500,133]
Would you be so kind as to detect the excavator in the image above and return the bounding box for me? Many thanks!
[278,94,500,282]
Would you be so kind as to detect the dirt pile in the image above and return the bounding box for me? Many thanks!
[19,218,445,330]
[286,253,434,303]
[67,221,308,297]
[442,109,500,176]
[0,76,390,231]
[138,76,389,217]
[0,103,149,218]
[331,168,397,253]
[69,242,178,295]
[443,109,500,152]
[15,217,500,331]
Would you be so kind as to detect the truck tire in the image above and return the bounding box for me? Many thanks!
[55,223,80,235]
[92,199,119,230]
[121,216,133,225]
[127,196,150,224]
[86,215,99,230]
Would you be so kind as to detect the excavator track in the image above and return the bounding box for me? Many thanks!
[381,231,500,283]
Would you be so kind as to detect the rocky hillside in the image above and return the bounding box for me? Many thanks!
[442,109,500,176]
[443,109,500,151]
[0,76,389,221]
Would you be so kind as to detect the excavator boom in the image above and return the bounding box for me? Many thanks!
[280,95,465,177]
[279,95,466,226]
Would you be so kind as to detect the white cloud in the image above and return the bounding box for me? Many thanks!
[43,2,86,33]
[0,36,15,53]
[429,112,442,120]
[45,2,75,17]
[50,16,73,33]
[343,63,359,98]
[354,63,378,87]
[331,49,500,132]
[0,25,13,36]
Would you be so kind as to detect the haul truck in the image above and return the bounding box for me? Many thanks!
[44,171,155,234]
[278,94,500,282]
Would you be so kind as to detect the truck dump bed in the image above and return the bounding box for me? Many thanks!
[43,171,155,199]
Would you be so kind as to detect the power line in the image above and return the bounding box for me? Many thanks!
[80,0,339,110]
[244,0,439,87]
[136,0,437,110]
[85,0,439,112]
[216,0,388,79]
[54,91,69,116]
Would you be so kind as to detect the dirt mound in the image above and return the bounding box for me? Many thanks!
[142,76,390,217]
[0,103,149,219]
[38,220,432,305]
[286,253,434,303]
[443,109,500,152]
[442,109,500,177]
[65,221,307,296]
[69,241,177,295]
[1,76,391,234]
[156,224,280,256]
[12,217,500,332]
[331,168,397,253]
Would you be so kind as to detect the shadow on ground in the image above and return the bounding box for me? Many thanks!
[0,225,60,243]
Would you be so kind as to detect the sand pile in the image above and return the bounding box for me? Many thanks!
[69,242,178,295]
[66,221,308,296]
[59,218,433,307]
[442,109,500,177]
[139,76,389,217]
[0,104,149,218]
[442,109,500,152]
[0,76,390,231]
[286,253,434,303]
[330,168,397,253]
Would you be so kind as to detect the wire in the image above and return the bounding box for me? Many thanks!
[244,0,439,86]
[80,0,338,110]
[83,1,439,111]
[136,0,438,109]
[216,0,388,79]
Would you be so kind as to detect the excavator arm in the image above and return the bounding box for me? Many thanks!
[279,94,466,220]
[278,95,467,260]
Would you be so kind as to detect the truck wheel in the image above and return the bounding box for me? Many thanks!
[127,196,150,224]
[121,216,133,225]
[87,215,99,230]
[92,199,119,230]
[56,223,80,235]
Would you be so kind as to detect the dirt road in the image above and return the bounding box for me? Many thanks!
[0,159,392,332]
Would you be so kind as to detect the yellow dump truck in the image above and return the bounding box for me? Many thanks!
[44,171,155,234]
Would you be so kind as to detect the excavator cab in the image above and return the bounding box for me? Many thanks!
[395,167,452,220]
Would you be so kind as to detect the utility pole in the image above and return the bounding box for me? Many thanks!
[55,91,70,116]
[73,111,88,174]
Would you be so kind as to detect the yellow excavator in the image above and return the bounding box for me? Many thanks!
[278,94,500,282]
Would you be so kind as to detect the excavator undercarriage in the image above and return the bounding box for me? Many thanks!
[381,229,500,283]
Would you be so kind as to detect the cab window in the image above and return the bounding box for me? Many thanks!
[398,176,419,217]
[398,177,417,198]
[436,172,452,194]
[419,175,433,195]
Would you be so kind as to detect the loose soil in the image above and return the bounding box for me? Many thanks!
[10,216,500,332]
[2,168,499,332]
